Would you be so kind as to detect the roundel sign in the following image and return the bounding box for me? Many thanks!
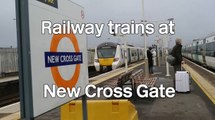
[26,0,88,117]
[44,33,83,88]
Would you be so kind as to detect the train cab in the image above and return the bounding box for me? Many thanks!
[94,42,123,71]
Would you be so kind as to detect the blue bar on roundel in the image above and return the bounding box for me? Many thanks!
[44,52,83,67]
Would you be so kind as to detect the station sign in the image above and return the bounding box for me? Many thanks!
[17,0,88,118]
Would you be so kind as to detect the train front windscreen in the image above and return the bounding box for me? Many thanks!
[97,46,116,58]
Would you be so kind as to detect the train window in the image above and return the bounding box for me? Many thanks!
[97,47,116,58]
[206,50,209,56]
[206,43,211,51]
[206,51,214,57]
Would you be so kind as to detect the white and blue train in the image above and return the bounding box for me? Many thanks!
[182,33,215,70]
[94,42,145,72]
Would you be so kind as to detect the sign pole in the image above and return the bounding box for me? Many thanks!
[15,0,34,119]
[166,35,171,76]
[82,95,88,120]
[16,0,88,118]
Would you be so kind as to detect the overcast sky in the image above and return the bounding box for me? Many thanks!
[1,0,215,48]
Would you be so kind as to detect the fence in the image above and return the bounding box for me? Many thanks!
[0,48,18,77]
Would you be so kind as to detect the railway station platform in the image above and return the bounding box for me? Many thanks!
[1,57,215,120]
[33,57,215,120]
[133,58,215,120]
[0,76,18,84]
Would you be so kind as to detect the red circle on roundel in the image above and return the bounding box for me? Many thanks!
[50,33,81,88]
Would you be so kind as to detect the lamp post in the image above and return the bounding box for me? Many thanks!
[141,0,149,78]
[152,18,174,71]
[165,18,174,76]
[156,36,161,67]
[165,35,171,76]
[140,0,174,77]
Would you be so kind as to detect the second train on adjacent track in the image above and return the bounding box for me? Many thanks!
[182,33,215,70]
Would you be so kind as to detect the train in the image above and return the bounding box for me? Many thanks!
[94,42,145,72]
[182,33,215,70]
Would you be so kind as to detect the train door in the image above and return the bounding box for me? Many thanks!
[137,49,140,60]
[140,49,143,60]
[212,40,215,57]
[191,42,195,60]
[120,47,124,66]
[195,41,199,62]
[127,48,131,63]
[202,39,206,65]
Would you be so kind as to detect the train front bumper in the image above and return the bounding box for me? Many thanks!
[99,58,114,66]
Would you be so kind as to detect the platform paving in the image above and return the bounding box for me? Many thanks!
[132,57,215,120]
[35,57,215,120]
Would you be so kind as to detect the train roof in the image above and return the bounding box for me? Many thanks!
[193,32,215,41]
[97,42,135,48]
[97,42,119,48]
[205,32,215,38]
[193,38,204,42]
[183,32,215,47]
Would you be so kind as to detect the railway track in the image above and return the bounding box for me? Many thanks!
[0,80,19,107]
[0,66,105,107]
[184,58,215,86]
[88,66,112,78]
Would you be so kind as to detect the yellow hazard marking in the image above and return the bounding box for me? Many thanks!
[183,64,215,105]
[1,112,20,120]
[99,58,114,66]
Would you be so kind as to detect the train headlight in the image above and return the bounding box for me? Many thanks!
[94,59,99,63]
[114,58,119,62]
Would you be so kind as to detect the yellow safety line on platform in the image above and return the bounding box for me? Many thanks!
[0,112,20,120]
[183,64,215,105]
[91,62,144,85]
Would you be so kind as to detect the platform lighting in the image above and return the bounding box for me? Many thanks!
[141,0,149,78]
[140,0,174,78]
[165,18,174,76]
